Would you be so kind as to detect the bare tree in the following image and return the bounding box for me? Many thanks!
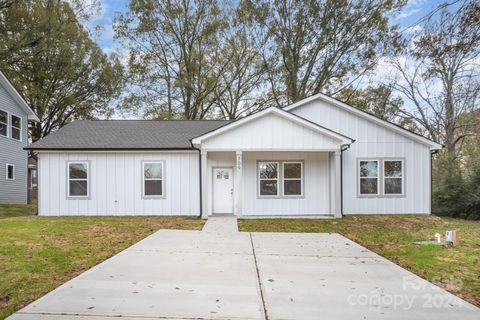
[212,8,265,120]
[392,1,480,157]
[241,0,404,106]
[115,0,231,120]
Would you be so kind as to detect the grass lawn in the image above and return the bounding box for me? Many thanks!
[0,203,204,319]
[239,215,480,307]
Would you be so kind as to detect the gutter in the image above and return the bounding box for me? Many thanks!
[24,147,197,151]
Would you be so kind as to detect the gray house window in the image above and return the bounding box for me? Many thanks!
[6,164,14,180]
[10,114,21,141]
[0,110,7,137]
[67,162,89,197]
[143,161,164,197]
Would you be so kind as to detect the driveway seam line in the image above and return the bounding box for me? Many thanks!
[249,232,269,320]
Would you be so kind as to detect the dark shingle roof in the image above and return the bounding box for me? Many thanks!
[26,120,229,150]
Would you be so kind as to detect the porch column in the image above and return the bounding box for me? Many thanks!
[201,150,208,218]
[330,151,342,218]
[234,151,243,216]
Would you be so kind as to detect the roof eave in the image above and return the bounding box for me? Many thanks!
[0,71,39,120]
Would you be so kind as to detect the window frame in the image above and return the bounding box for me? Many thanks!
[142,160,165,199]
[383,159,404,196]
[10,113,21,141]
[0,109,8,138]
[258,161,280,198]
[357,158,405,198]
[358,159,379,196]
[66,161,90,199]
[6,163,14,180]
[282,161,304,197]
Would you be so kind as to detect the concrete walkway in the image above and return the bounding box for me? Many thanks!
[8,218,480,320]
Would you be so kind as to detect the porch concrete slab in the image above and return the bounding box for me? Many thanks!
[12,229,264,320]
[251,232,480,320]
[202,216,239,233]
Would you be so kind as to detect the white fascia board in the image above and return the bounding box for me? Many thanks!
[0,71,40,122]
[284,92,443,150]
[191,107,354,146]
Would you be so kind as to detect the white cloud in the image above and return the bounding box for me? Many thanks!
[395,8,422,20]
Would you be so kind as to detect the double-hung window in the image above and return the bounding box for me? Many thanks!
[67,161,89,198]
[384,160,403,195]
[11,114,21,140]
[0,110,7,137]
[258,161,303,197]
[358,159,404,196]
[6,164,14,180]
[359,160,379,195]
[283,162,303,196]
[143,161,164,197]
[258,162,279,196]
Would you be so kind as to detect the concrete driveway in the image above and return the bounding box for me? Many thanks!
[8,217,480,320]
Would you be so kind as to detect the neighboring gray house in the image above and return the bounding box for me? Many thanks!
[0,71,39,204]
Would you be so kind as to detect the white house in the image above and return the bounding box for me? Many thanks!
[26,93,442,217]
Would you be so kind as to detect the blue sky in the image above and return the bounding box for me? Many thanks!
[89,0,442,57]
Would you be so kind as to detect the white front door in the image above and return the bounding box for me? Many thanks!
[212,167,234,214]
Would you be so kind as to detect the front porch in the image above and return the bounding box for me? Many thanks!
[191,107,354,219]
[200,150,342,218]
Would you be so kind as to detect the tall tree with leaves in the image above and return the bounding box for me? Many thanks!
[0,0,124,141]
[212,6,265,120]
[392,1,480,157]
[241,0,404,106]
[115,0,230,120]
[337,84,403,121]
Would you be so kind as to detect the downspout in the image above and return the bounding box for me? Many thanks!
[430,149,439,215]
[192,146,203,218]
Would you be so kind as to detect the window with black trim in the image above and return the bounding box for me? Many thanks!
[258,162,279,196]
[283,162,302,196]
[11,114,21,140]
[6,164,14,180]
[0,110,7,137]
[68,162,89,197]
[143,161,164,197]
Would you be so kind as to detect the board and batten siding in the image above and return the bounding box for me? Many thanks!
[37,152,200,216]
[200,112,341,151]
[0,83,28,204]
[204,151,330,216]
[242,151,330,215]
[291,99,432,215]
